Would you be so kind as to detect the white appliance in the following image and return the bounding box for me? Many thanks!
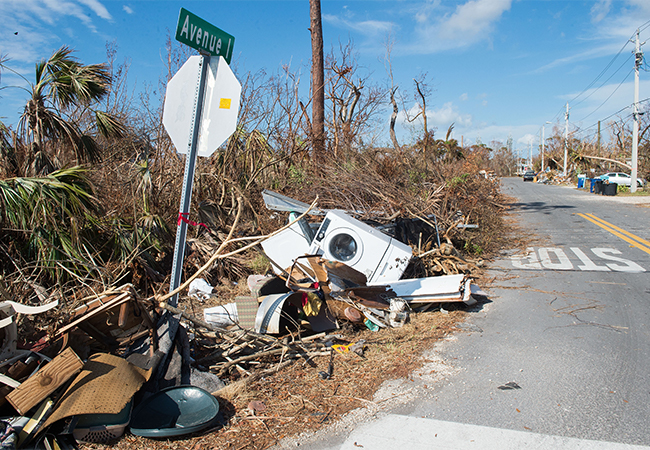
[261,218,312,275]
[308,210,412,284]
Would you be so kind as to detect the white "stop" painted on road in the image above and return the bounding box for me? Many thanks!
[511,247,645,273]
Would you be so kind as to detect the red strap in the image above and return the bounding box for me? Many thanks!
[177,212,210,231]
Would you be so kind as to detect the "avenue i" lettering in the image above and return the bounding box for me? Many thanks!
[175,8,234,63]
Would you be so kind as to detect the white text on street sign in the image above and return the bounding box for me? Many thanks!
[175,8,235,64]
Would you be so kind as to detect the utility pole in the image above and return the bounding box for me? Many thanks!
[541,122,550,172]
[539,125,544,172]
[529,140,532,168]
[631,29,645,193]
[597,121,601,156]
[564,102,569,177]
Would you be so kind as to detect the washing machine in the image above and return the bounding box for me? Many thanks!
[308,210,412,284]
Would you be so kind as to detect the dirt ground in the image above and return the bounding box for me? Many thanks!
[81,306,467,450]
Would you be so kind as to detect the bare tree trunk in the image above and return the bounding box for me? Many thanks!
[414,79,428,157]
[383,37,400,152]
[389,87,400,152]
[309,0,325,163]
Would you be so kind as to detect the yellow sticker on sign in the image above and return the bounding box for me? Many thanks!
[219,98,232,109]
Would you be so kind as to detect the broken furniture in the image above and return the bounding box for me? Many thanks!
[54,285,155,356]
[0,300,59,362]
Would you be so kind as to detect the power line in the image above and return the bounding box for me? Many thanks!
[571,53,633,110]
[639,19,650,34]
[576,67,634,123]
[543,23,649,141]
[576,113,633,142]
[568,40,632,106]
[573,97,650,141]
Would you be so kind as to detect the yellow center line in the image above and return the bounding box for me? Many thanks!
[584,213,650,247]
[577,213,650,255]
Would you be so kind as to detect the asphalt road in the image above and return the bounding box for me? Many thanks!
[395,178,650,443]
[277,178,650,449]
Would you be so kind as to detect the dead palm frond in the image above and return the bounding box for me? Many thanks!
[0,166,101,281]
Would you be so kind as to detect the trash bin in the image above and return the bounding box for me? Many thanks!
[577,177,585,189]
[603,182,617,196]
[589,178,598,193]
[593,179,603,194]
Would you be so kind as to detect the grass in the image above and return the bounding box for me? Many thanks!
[616,187,650,196]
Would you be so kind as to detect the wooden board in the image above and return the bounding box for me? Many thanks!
[7,347,83,415]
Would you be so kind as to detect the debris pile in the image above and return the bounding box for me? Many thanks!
[0,191,488,448]
[533,169,571,185]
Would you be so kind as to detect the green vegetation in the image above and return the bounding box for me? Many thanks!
[447,173,470,187]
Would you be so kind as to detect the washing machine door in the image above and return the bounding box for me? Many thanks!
[322,227,364,267]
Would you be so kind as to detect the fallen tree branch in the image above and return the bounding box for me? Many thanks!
[578,155,631,170]
[158,196,319,304]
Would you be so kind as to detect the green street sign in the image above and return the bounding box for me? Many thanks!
[175,8,235,64]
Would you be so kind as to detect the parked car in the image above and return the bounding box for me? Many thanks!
[523,170,536,182]
[599,172,645,187]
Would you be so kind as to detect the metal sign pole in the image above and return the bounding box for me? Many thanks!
[168,53,211,307]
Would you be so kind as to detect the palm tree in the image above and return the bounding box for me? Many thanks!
[0,48,127,282]
[12,46,124,176]
[436,123,464,161]
[0,166,101,281]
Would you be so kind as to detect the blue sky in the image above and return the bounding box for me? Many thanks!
[1,0,649,155]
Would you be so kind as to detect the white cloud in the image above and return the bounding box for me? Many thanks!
[324,0,509,55]
[517,133,537,146]
[438,0,511,41]
[323,14,395,38]
[532,42,622,73]
[78,0,112,20]
[597,1,650,38]
[394,100,541,149]
[461,124,539,149]
[41,0,96,30]
[400,101,473,132]
[568,79,650,130]
[123,5,133,15]
[0,0,112,63]
[536,1,650,74]
[430,102,473,128]
[472,93,488,106]
[413,0,441,24]
[406,0,512,53]
[459,93,468,101]
[590,0,611,23]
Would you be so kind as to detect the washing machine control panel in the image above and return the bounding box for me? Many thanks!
[314,218,330,243]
